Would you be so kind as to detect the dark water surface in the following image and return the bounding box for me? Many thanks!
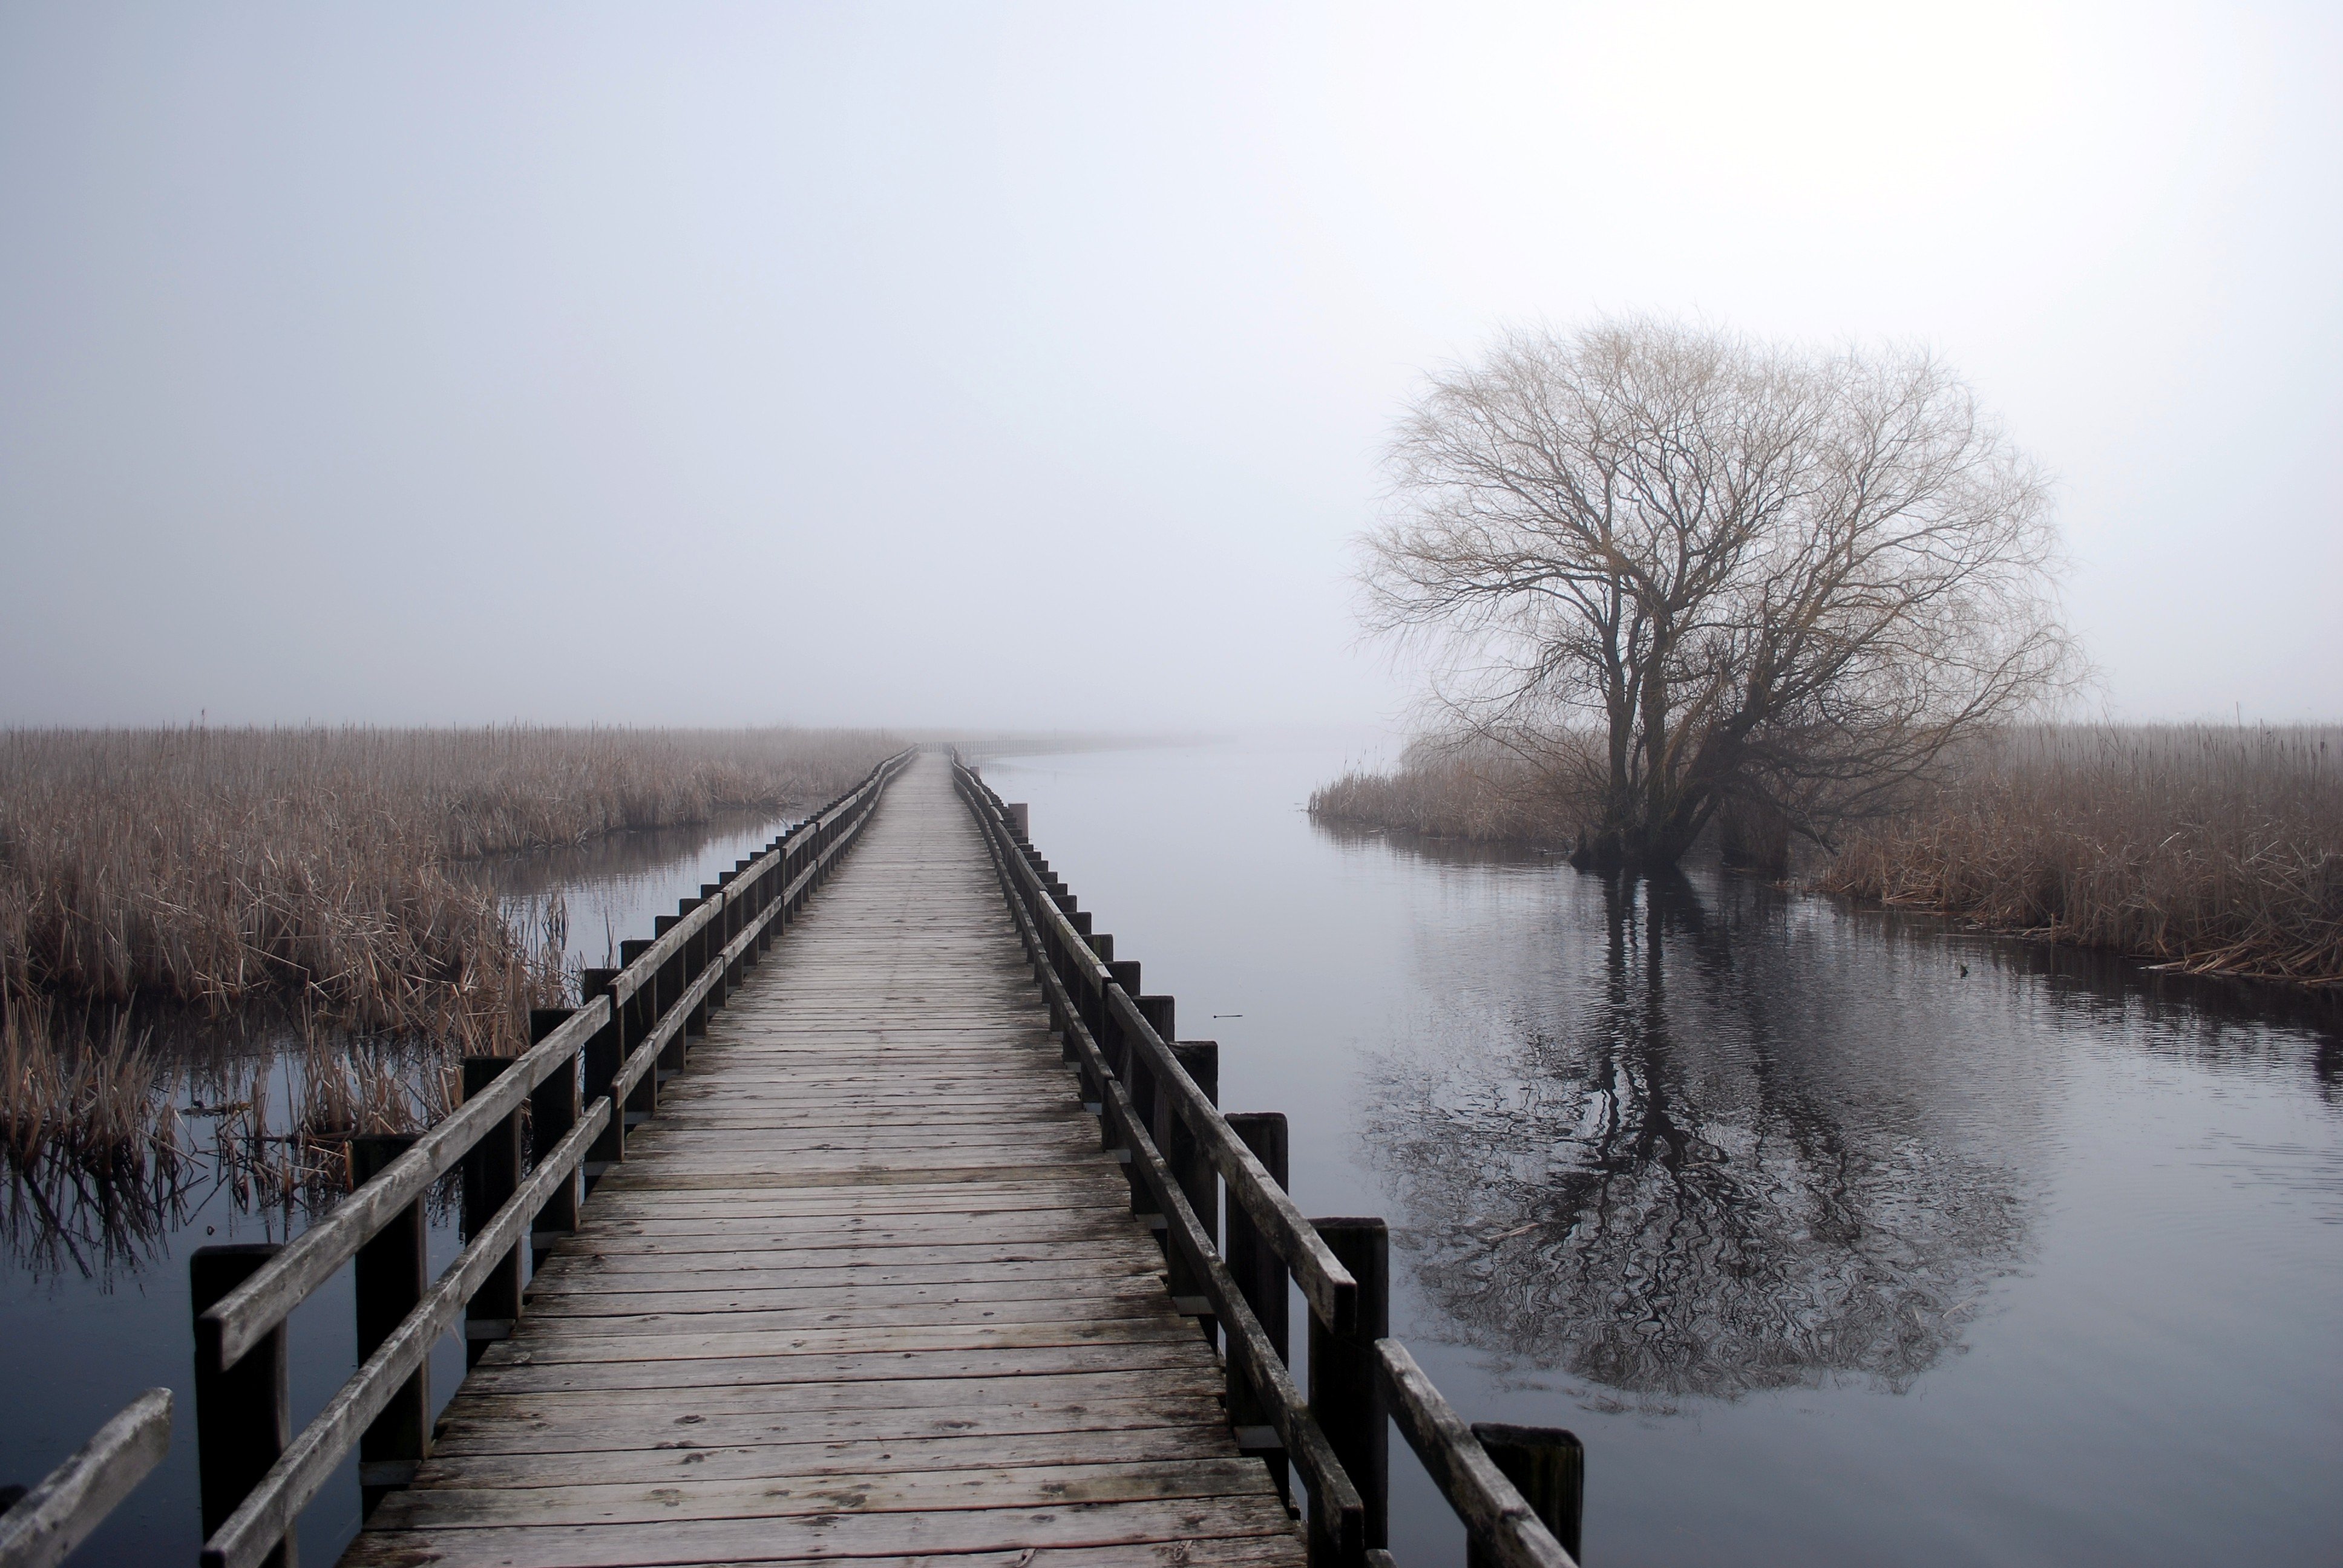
[0,811,789,1566]
[978,739,2343,1568]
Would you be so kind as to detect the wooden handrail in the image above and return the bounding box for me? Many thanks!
[951,756,1583,1568]
[189,748,914,1568]
[1376,1342,1579,1568]
[202,1104,611,1568]
[0,1389,172,1568]
[954,769,1360,1327]
[955,788,1369,1560]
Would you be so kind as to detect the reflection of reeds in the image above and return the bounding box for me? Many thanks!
[0,725,894,1050]
[1,995,191,1279]
[1818,726,2343,986]
[0,995,182,1180]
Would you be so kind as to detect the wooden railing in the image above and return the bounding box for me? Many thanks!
[951,759,1584,1568]
[185,749,914,1568]
[0,1389,172,1568]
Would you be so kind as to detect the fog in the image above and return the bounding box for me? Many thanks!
[2,2,2335,731]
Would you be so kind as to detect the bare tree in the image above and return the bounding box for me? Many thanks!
[1363,317,2071,869]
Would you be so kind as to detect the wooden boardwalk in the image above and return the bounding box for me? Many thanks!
[344,754,1304,1567]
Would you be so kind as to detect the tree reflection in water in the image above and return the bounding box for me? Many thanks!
[1364,869,2030,1406]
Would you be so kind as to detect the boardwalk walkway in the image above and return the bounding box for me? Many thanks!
[344,754,1303,1567]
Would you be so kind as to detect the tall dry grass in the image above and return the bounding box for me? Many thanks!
[1818,725,2342,985]
[1311,724,2341,985]
[1308,739,1586,844]
[0,725,897,1048]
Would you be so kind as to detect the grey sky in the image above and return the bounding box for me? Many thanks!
[2,2,2336,730]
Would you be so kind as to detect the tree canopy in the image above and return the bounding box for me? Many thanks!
[1363,318,2070,869]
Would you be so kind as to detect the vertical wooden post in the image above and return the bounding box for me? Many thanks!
[190,1244,293,1568]
[1226,1113,1290,1501]
[685,894,718,1028]
[1468,1423,1584,1566]
[1163,1039,1217,1348]
[1131,992,1173,1126]
[623,938,661,1128]
[1103,957,1139,1082]
[460,1057,524,1367]
[580,968,624,1178]
[350,1134,427,1517]
[1309,1217,1388,1562]
[650,915,685,1074]
[719,871,746,984]
[1126,992,1170,1219]
[528,1008,579,1269]
[752,849,776,956]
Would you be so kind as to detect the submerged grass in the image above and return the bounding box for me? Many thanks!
[1311,725,2343,986]
[0,725,897,1049]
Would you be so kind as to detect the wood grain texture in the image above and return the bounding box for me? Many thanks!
[341,754,1300,1567]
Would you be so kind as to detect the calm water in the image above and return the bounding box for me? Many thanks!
[10,748,2339,1566]
[0,811,791,1566]
[978,739,2343,1568]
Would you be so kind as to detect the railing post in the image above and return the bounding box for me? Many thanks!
[1119,988,1167,1221]
[753,844,778,955]
[1468,1423,1584,1566]
[349,1133,427,1517]
[1309,1217,1389,1563]
[1102,956,1138,1081]
[190,1244,292,1568]
[1131,991,1172,1123]
[1165,1038,1219,1345]
[652,913,687,1071]
[528,1008,580,1268]
[623,939,663,1126]
[580,968,624,1180]
[720,869,746,982]
[1227,1112,1290,1501]
[460,1056,525,1367]
[681,896,715,1033]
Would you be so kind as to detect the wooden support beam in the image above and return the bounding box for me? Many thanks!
[579,967,624,1177]
[1469,1423,1583,1567]
[1309,1217,1389,1562]
[349,1134,427,1517]
[1227,1111,1291,1502]
[459,1057,525,1369]
[191,1246,292,1568]
[527,1008,580,1266]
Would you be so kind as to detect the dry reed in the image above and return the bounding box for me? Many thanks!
[1308,739,1585,844]
[0,725,896,1049]
[1311,724,2342,986]
[1818,725,2342,985]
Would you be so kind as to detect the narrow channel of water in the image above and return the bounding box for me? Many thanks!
[0,811,790,1566]
[977,737,2343,1568]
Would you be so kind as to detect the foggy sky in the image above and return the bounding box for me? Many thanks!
[3,2,2336,731]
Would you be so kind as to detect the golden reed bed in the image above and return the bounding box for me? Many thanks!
[1312,726,2342,987]
[0,725,898,1046]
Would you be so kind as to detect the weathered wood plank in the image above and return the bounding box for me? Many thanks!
[428,1399,1230,1462]
[342,1494,1300,1566]
[371,1457,1277,1528]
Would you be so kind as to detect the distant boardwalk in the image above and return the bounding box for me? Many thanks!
[342,754,1303,1566]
